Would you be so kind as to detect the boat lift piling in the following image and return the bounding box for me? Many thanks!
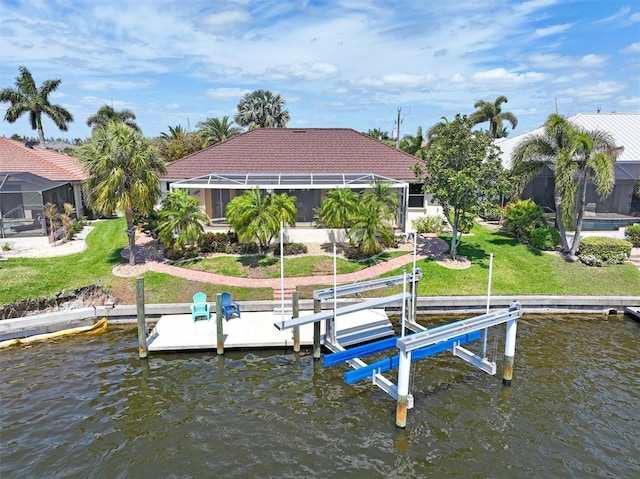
[394,301,522,427]
[136,277,148,359]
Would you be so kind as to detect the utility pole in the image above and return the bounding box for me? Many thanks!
[396,107,401,150]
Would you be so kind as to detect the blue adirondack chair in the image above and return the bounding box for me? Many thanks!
[221,291,241,321]
[191,292,211,322]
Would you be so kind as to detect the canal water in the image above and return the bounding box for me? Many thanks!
[1,315,639,478]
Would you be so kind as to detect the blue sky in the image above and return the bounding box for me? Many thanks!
[1,0,638,142]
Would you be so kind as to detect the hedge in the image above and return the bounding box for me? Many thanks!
[578,236,633,266]
[625,224,640,247]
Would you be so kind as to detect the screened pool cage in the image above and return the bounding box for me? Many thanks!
[0,172,75,239]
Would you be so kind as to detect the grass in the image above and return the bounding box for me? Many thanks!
[385,224,640,297]
[1,217,639,308]
[177,250,407,278]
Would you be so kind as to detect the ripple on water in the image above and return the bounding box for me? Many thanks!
[1,317,639,478]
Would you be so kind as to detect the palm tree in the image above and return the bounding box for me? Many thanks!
[157,189,209,249]
[86,105,140,132]
[469,96,518,138]
[160,125,188,140]
[560,128,623,255]
[79,120,166,265]
[196,116,243,146]
[0,66,74,147]
[234,90,290,129]
[399,127,427,159]
[363,180,400,221]
[226,188,297,250]
[43,202,59,244]
[348,201,394,255]
[317,188,359,236]
[510,113,622,255]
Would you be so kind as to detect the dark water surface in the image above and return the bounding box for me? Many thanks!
[1,315,639,478]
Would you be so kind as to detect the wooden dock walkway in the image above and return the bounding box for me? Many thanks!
[146,309,393,352]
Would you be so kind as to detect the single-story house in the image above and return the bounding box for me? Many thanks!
[0,137,88,238]
[162,128,439,241]
[496,112,640,229]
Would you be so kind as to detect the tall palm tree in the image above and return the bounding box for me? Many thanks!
[157,189,209,249]
[86,105,140,132]
[469,95,518,138]
[510,113,622,255]
[196,116,243,146]
[79,121,166,265]
[0,66,74,147]
[234,90,290,129]
[560,128,623,255]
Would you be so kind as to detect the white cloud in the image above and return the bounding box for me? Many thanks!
[631,12,640,23]
[472,68,548,85]
[528,53,609,69]
[264,63,339,81]
[204,88,249,100]
[558,81,626,101]
[621,43,640,54]
[619,96,640,107]
[533,23,572,37]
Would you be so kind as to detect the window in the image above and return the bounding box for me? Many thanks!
[408,183,424,208]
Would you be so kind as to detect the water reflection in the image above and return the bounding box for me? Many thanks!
[1,317,639,478]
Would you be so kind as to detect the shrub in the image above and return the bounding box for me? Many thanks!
[578,236,633,265]
[578,254,602,267]
[625,224,640,247]
[2,242,10,251]
[412,215,447,234]
[163,246,184,261]
[529,227,560,251]
[200,231,235,254]
[502,199,547,241]
[225,242,259,255]
[273,242,308,256]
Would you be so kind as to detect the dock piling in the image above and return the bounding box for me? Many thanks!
[395,350,412,428]
[292,292,300,352]
[136,277,148,359]
[502,318,518,386]
[313,298,321,359]
[216,293,224,355]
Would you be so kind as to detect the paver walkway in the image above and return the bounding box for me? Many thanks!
[125,234,449,300]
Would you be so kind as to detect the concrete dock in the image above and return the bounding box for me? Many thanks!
[146,309,393,352]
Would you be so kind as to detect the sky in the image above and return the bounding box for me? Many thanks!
[0,0,639,142]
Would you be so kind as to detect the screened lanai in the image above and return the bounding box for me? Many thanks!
[0,172,74,238]
[170,172,410,229]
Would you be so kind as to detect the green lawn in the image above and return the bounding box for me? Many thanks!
[1,217,638,309]
[176,250,407,278]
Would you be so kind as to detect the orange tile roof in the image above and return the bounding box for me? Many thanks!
[165,128,420,181]
[0,137,88,182]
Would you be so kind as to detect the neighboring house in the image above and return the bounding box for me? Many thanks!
[496,113,640,228]
[162,128,440,240]
[0,137,88,238]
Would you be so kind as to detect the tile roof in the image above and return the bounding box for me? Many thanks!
[0,137,88,182]
[164,128,420,181]
[496,112,640,168]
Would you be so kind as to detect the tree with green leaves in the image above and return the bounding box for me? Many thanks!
[154,128,204,162]
[316,187,359,236]
[234,90,290,129]
[196,116,243,146]
[318,181,399,255]
[511,113,622,255]
[414,114,506,258]
[363,128,391,141]
[400,127,427,159]
[0,66,74,148]
[157,189,209,249]
[469,95,518,138]
[79,121,166,265]
[225,188,297,250]
[86,105,140,132]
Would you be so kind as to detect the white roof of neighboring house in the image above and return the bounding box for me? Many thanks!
[495,112,640,169]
